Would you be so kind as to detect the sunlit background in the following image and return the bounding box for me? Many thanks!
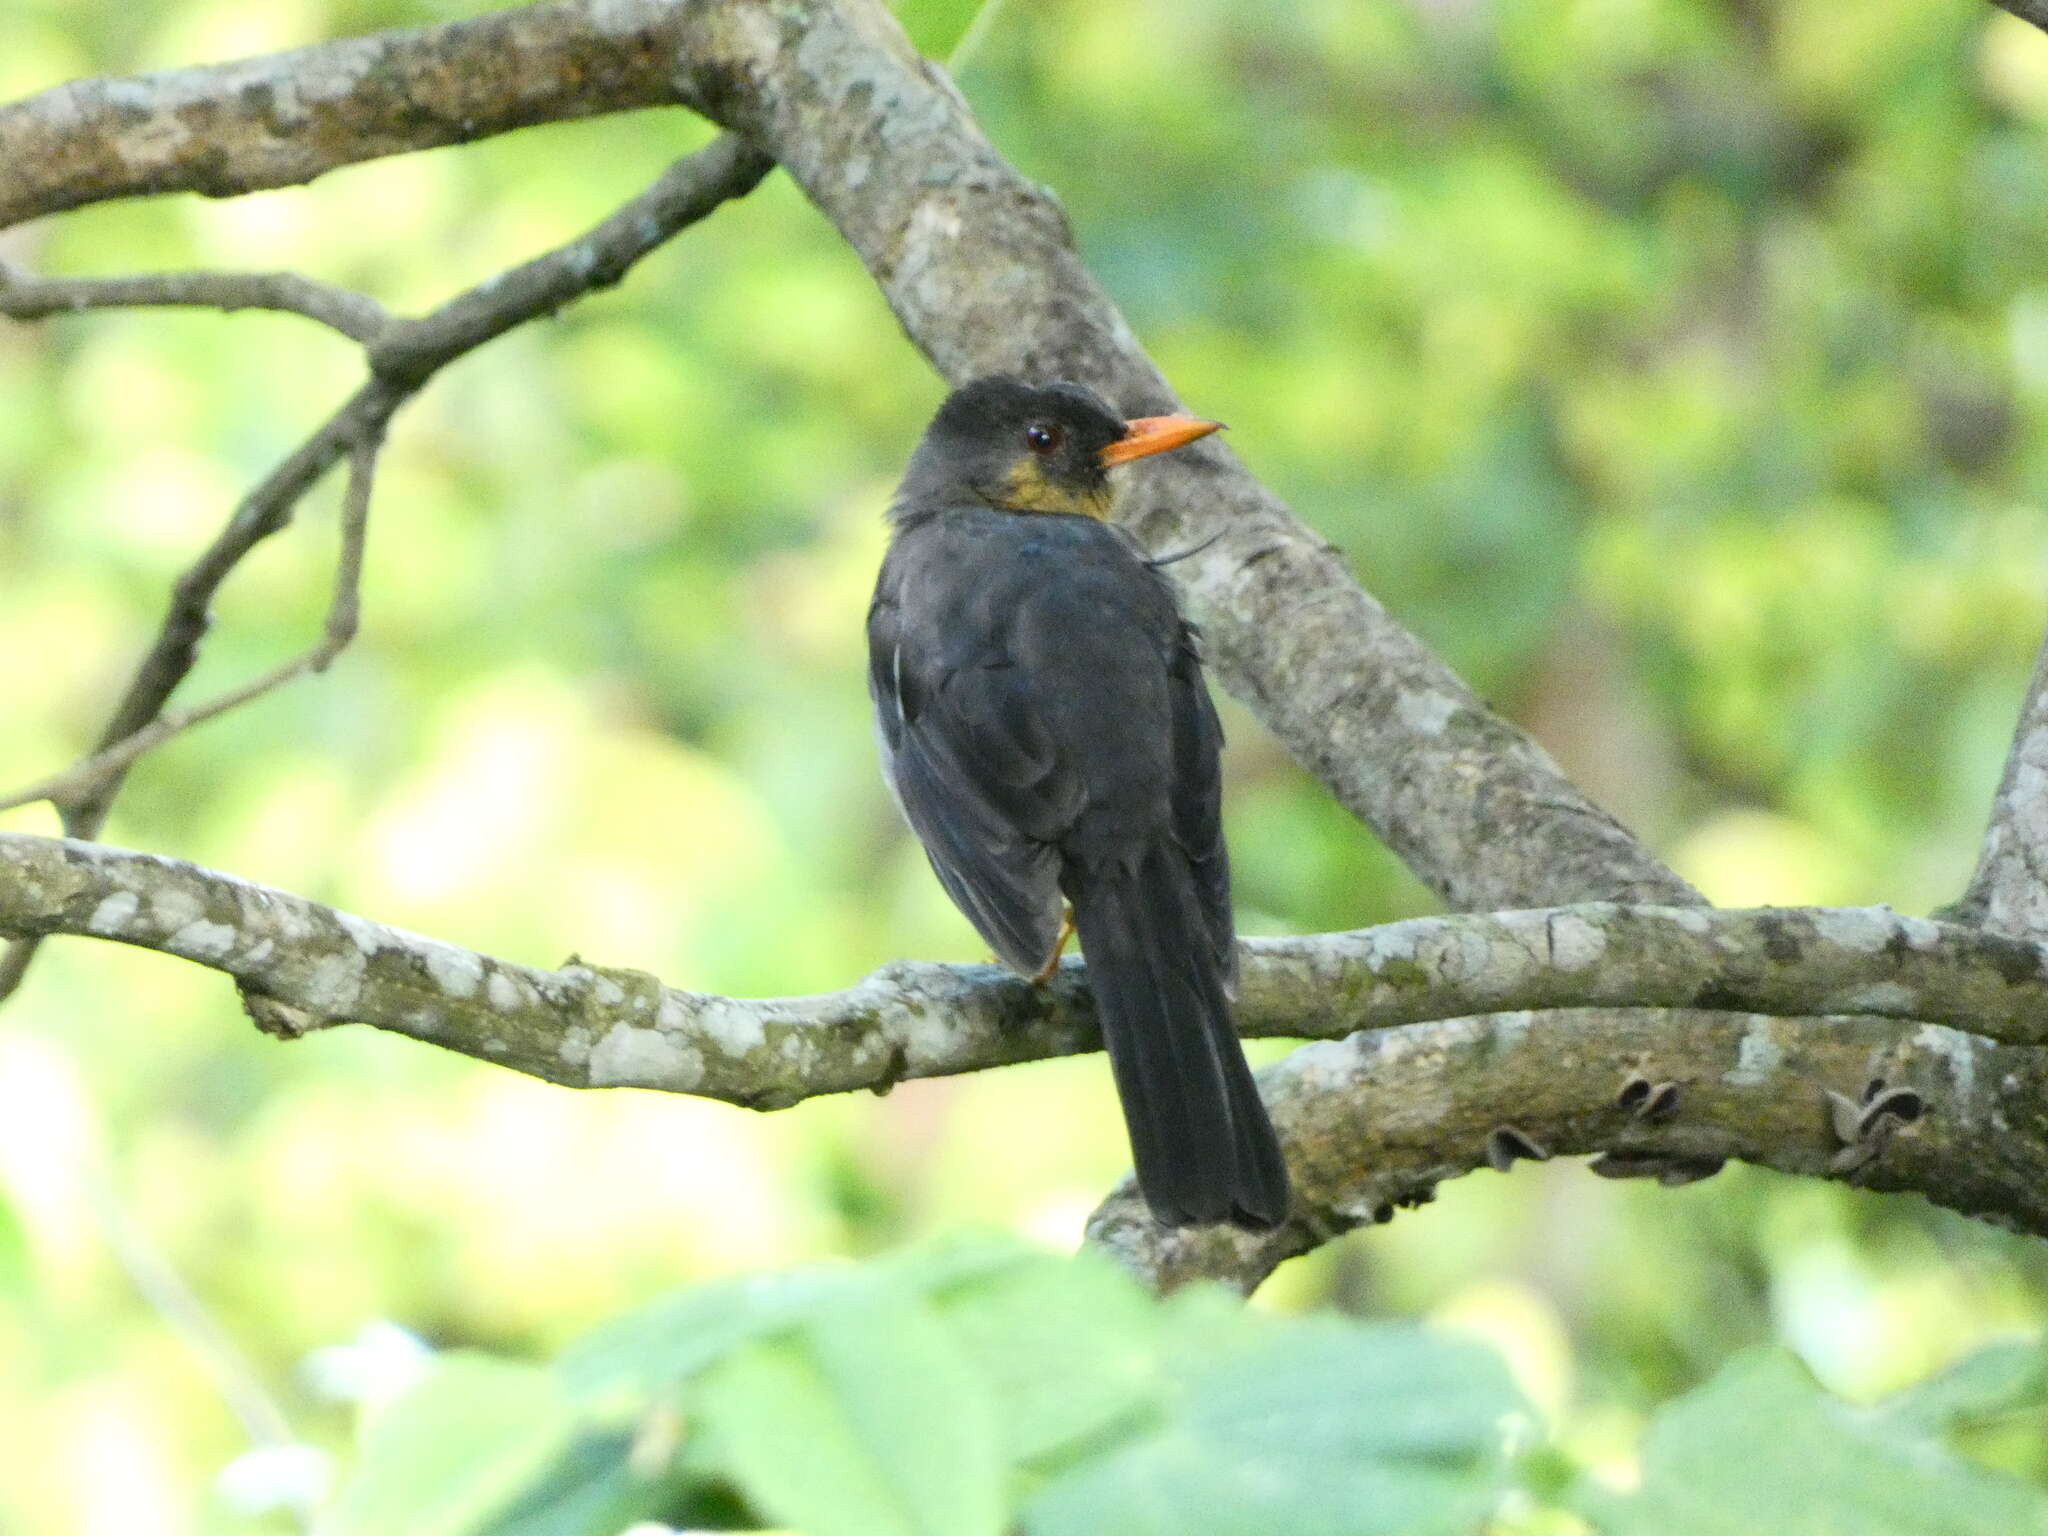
[5,0,2048,1528]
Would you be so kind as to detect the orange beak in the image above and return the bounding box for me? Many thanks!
[1098,414,1224,468]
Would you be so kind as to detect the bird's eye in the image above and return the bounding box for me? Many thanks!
[1024,423,1062,454]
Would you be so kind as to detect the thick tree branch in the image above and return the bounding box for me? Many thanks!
[1,831,2041,1262]
[1088,1009,2042,1293]
[1953,633,2048,939]
[9,829,2048,1057]
[0,0,701,229]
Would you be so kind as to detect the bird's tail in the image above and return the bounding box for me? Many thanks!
[1067,847,1290,1230]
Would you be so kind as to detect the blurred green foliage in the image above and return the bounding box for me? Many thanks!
[4,0,2048,1529]
[341,1237,1539,1535]
[324,1238,2048,1535]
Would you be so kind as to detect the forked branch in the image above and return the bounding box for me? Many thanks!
[0,133,768,1001]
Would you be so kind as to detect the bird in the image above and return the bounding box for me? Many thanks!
[866,375,1290,1230]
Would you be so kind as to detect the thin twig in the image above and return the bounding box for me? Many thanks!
[368,133,772,383]
[0,134,772,1005]
[5,133,764,826]
[85,1171,301,1454]
[0,262,393,343]
[0,428,385,818]
[0,390,392,1001]
[58,381,401,832]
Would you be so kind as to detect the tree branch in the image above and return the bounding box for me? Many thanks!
[1088,1009,2042,1293]
[1996,1,2048,34]
[0,432,383,819]
[1,831,2041,1264]
[0,0,702,229]
[673,0,1701,914]
[0,262,393,342]
[10,829,2048,1059]
[0,132,769,1002]
[0,380,399,1003]
[7,0,2033,912]
[1952,633,2048,939]
[0,131,764,830]
[0,0,1693,914]
[9,0,2040,1295]
[364,133,770,383]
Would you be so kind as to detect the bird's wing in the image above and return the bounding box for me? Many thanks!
[868,587,1071,974]
[1165,625,1237,991]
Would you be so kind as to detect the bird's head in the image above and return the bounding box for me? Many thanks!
[894,376,1222,521]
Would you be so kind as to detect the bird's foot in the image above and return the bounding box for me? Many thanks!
[1030,909,1076,985]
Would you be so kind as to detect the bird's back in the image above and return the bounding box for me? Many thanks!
[873,505,1190,855]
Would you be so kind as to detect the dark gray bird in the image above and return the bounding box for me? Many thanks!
[866,376,1290,1229]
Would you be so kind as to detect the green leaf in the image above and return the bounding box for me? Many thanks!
[0,1189,28,1293]
[558,1233,1036,1407]
[1022,1312,1525,1536]
[1025,1432,1507,1536]
[326,1355,576,1536]
[931,1247,1161,1469]
[1168,1317,1528,1464]
[557,1266,857,1403]
[695,1277,1006,1536]
[475,1435,663,1536]
[1604,1350,2048,1536]
[877,1230,1044,1293]
[1878,1341,2048,1436]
